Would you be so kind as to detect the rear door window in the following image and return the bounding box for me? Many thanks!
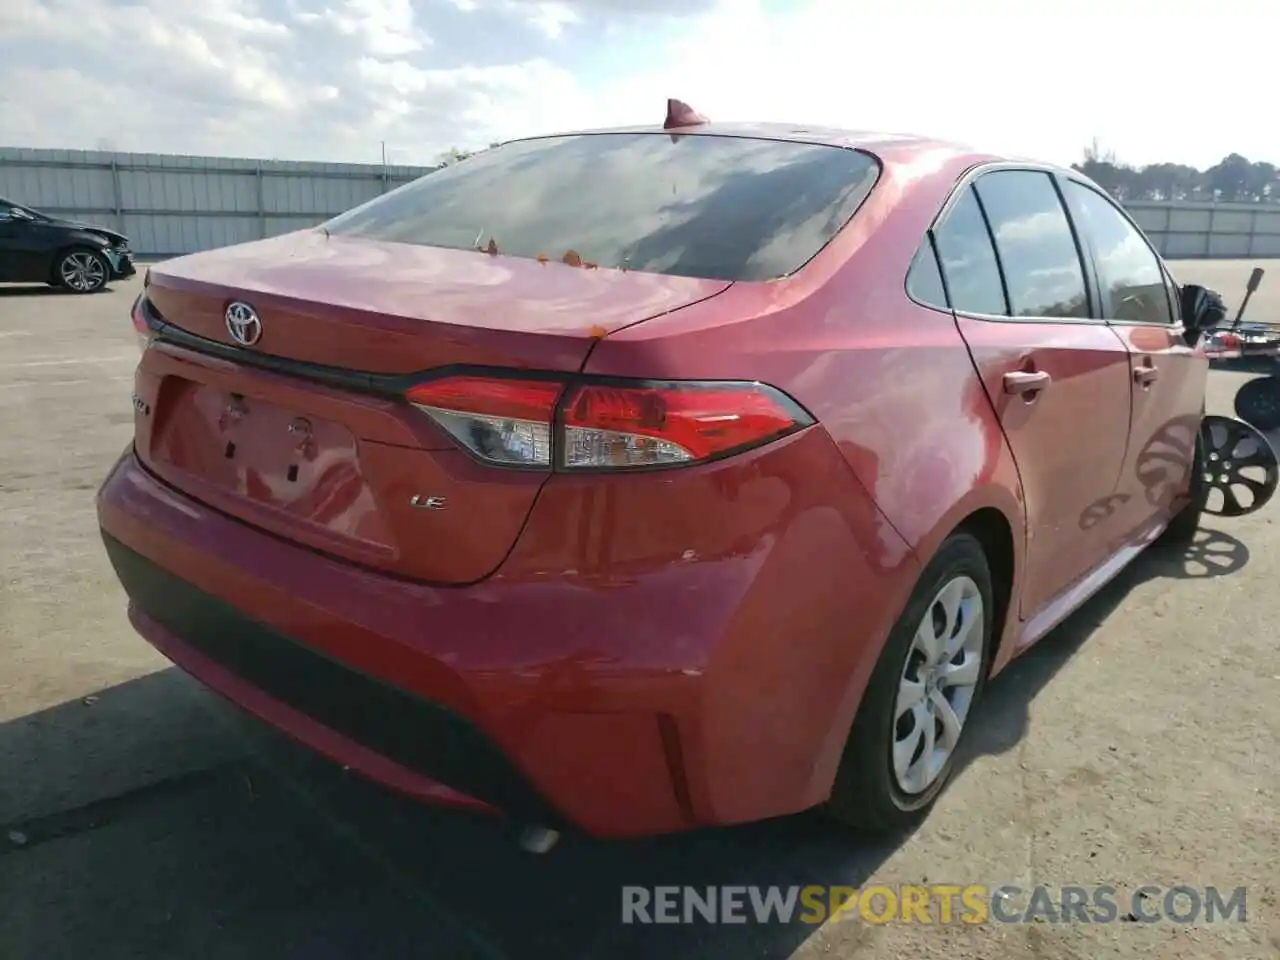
[932,187,1008,316]
[1064,181,1174,325]
[973,170,1091,320]
[323,133,881,283]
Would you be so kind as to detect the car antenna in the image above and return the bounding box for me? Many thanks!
[664,98,708,130]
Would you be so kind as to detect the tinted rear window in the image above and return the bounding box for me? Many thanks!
[323,133,881,282]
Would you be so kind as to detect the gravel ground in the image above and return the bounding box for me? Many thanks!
[0,260,1276,960]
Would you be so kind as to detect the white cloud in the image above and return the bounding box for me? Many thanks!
[516,2,580,39]
[440,0,579,40]
[608,0,1278,170]
[0,0,596,162]
[318,0,428,56]
[0,0,1273,170]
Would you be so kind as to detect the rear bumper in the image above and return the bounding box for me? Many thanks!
[97,435,916,837]
[103,533,561,824]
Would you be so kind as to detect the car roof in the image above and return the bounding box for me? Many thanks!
[506,121,1070,176]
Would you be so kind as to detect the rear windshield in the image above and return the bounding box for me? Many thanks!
[322,133,881,282]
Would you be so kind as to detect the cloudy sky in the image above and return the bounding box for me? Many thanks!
[0,0,1272,170]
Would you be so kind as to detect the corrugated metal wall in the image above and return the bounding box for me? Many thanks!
[1124,201,1280,259]
[0,146,437,258]
[7,146,1280,262]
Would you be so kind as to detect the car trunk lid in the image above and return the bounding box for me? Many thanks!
[133,231,732,583]
[144,231,730,373]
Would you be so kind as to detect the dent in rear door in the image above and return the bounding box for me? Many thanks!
[933,174,1134,619]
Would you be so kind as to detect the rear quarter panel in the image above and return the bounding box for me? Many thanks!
[584,145,1029,670]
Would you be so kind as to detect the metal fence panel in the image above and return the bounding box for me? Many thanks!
[0,146,435,258]
[1254,209,1280,235]
[1128,201,1280,260]
[1162,231,1209,258]
[10,146,1280,262]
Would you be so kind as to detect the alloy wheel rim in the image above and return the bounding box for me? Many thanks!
[893,575,984,795]
[1200,415,1279,516]
[61,253,105,291]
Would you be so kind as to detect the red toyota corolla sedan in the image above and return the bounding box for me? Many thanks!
[97,104,1220,841]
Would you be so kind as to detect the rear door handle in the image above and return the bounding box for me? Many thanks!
[1133,365,1159,385]
[1003,370,1051,395]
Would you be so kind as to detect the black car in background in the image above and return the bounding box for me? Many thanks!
[0,197,136,293]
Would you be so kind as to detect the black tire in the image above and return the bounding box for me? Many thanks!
[54,247,110,294]
[826,532,994,833]
[1233,375,1280,432]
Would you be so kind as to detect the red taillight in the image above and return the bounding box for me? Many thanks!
[561,382,805,468]
[404,373,811,470]
[406,376,564,467]
[131,294,153,354]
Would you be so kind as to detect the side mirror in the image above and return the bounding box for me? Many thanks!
[1179,284,1227,345]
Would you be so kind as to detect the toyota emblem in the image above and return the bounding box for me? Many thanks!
[225,301,262,346]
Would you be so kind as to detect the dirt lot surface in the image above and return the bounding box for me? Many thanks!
[0,260,1277,959]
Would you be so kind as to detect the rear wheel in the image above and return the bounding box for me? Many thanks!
[827,533,993,833]
[55,248,109,293]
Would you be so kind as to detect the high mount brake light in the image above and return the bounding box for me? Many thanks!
[131,294,154,354]
[405,373,812,470]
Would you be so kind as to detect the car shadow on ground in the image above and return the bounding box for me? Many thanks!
[0,529,1250,960]
[953,526,1248,764]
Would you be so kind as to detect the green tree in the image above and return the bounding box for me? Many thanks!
[1074,141,1280,204]
[1246,161,1277,201]
[1205,153,1253,201]
[1073,139,1133,199]
[1133,162,1200,201]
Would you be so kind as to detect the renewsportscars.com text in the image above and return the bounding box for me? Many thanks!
[620,884,1248,925]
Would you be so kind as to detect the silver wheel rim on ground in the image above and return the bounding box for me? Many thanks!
[893,575,984,795]
[60,252,105,291]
